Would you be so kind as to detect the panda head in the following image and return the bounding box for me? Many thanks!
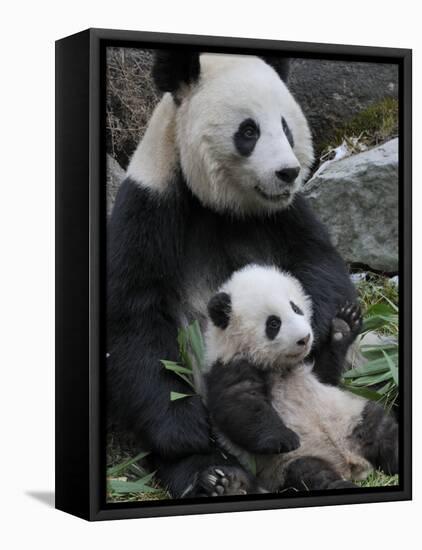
[148,51,314,215]
[205,264,314,368]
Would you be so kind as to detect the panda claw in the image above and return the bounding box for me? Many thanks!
[215,468,225,477]
[207,474,218,485]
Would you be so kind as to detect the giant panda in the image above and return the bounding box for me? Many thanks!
[203,265,398,494]
[107,50,358,498]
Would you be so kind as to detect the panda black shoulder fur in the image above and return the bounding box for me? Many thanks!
[203,265,398,493]
[107,51,359,497]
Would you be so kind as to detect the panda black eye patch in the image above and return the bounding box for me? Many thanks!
[290,301,304,315]
[282,116,294,148]
[233,118,260,157]
[266,315,282,340]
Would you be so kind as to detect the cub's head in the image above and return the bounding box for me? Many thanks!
[205,265,314,369]
[148,51,314,215]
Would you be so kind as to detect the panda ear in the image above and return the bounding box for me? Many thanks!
[152,50,201,94]
[260,56,290,84]
[208,292,232,330]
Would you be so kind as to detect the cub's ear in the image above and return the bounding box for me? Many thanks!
[208,292,232,330]
[260,56,290,84]
[152,50,200,94]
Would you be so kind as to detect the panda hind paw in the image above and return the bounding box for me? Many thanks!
[190,465,261,497]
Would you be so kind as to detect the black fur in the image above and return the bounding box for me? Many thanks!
[205,359,300,454]
[207,292,231,329]
[282,116,294,147]
[107,173,356,496]
[152,50,200,94]
[151,451,260,497]
[260,56,290,83]
[266,315,282,340]
[351,401,399,476]
[283,456,358,491]
[233,118,260,157]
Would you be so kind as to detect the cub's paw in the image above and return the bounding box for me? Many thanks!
[190,466,259,497]
[331,301,362,345]
[253,426,300,454]
[327,479,359,490]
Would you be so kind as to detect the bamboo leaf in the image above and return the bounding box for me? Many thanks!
[382,349,399,385]
[347,370,393,387]
[342,384,384,402]
[161,360,193,375]
[108,471,158,494]
[170,391,192,401]
[107,451,150,477]
[343,355,397,378]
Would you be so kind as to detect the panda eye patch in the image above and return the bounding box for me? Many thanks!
[234,118,260,157]
[282,117,294,148]
[266,315,281,340]
[290,301,304,315]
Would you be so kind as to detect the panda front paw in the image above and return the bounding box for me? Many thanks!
[189,465,260,497]
[331,301,362,346]
[252,426,300,454]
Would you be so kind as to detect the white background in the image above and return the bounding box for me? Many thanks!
[0,1,419,548]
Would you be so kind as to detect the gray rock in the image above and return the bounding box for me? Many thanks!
[304,138,398,273]
[107,154,126,215]
[288,59,398,153]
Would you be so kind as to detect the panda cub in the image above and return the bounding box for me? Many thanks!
[203,265,398,493]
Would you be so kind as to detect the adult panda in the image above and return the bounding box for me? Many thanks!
[107,51,357,498]
[203,265,398,494]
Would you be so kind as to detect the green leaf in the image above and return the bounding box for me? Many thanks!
[365,302,396,317]
[247,454,257,476]
[362,314,398,332]
[170,391,192,401]
[343,354,397,378]
[342,384,384,402]
[360,343,397,361]
[107,451,150,477]
[347,370,393,387]
[382,349,399,386]
[108,471,158,494]
[187,320,205,369]
[161,360,193,376]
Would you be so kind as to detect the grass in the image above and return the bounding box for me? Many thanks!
[319,97,398,161]
[356,273,398,333]
[357,471,399,488]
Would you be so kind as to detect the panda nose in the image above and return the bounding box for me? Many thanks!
[275,166,300,184]
[297,334,311,347]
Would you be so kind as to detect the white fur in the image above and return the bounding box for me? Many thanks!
[257,365,370,491]
[129,54,314,213]
[127,93,179,192]
[204,264,313,369]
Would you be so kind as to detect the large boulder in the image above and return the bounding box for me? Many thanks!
[304,138,398,273]
[288,59,398,154]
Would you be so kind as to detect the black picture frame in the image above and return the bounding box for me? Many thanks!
[55,28,412,521]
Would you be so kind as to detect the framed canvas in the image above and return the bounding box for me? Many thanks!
[55,28,412,521]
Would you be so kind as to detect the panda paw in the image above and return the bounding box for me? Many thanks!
[189,465,260,497]
[253,426,300,454]
[331,301,362,345]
